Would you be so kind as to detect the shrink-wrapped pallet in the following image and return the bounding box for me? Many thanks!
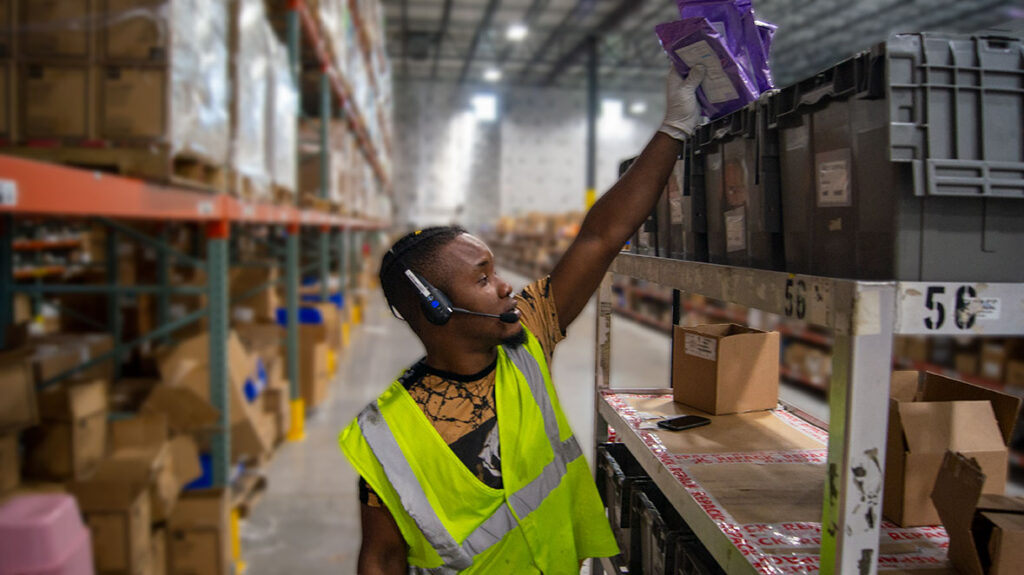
[267,36,297,197]
[229,0,273,199]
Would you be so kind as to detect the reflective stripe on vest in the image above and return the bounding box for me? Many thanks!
[357,343,583,572]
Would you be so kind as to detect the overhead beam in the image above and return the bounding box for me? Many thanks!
[541,0,649,86]
[496,0,550,65]
[430,0,454,79]
[456,0,503,84]
[518,0,594,83]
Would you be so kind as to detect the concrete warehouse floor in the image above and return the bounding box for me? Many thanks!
[240,270,838,574]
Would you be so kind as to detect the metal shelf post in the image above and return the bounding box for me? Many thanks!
[156,225,170,347]
[285,223,305,442]
[0,215,12,349]
[106,228,122,380]
[206,221,231,487]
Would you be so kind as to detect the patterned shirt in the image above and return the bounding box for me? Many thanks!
[360,276,564,506]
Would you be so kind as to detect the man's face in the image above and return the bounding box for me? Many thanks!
[431,234,524,347]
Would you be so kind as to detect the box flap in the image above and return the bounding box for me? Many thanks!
[141,385,219,433]
[899,401,1004,454]
[168,435,202,490]
[170,488,228,529]
[920,372,1022,444]
[890,371,920,402]
[111,413,169,451]
[931,451,986,575]
[685,323,760,339]
[977,494,1024,514]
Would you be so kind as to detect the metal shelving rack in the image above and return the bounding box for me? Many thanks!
[592,254,1024,575]
[0,0,390,491]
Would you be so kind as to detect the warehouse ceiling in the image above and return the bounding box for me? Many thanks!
[382,0,1024,90]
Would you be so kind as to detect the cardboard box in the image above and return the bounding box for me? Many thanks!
[0,60,9,139]
[69,465,152,575]
[151,526,167,575]
[230,268,280,323]
[99,64,166,140]
[672,324,779,415]
[932,451,1024,575]
[884,371,1021,527]
[981,342,1008,383]
[955,352,980,378]
[0,431,18,494]
[25,379,108,480]
[18,61,95,141]
[301,342,330,410]
[897,336,929,363]
[0,348,37,431]
[153,332,274,460]
[30,333,115,386]
[101,0,168,62]
[262,387,290,445]
[168,489,230,575]
[141,385,219,435]
[109,414,202,523]
[1006,359,1024,387]
[19,0,93,59]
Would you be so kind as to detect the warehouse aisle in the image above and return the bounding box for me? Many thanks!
[242,270,673,573]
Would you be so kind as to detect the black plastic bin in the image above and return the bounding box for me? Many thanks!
[634,486,696,575]
[673,535,726,575]
[596,442,650,570]
[691,102,784,270]
[675,143,709,262]
[770,33,1024,281]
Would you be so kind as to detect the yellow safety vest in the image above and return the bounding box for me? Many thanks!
[339,327,618,573]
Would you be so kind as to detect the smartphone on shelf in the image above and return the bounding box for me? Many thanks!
[656,414,711,431]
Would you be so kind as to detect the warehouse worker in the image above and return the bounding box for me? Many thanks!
[339,65,706,575]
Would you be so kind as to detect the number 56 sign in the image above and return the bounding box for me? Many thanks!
[897,283,1020,336]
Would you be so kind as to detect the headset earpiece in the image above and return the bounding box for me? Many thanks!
[404,269,454,325]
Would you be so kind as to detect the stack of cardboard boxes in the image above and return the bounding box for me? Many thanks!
[8,1,231,167]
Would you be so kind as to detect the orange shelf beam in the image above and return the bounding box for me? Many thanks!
[13,238,83,251]
[0,155,389,230]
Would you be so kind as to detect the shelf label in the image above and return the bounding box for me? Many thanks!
[0,180,18,206]
[242,204,256,218]
[197,201,214,216]
[684,333,717,361]
[899,284,1012,334]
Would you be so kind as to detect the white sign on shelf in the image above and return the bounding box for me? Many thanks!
[898,283,1020,336]
[0,180,18,206]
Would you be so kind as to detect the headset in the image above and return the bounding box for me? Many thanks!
[382,230,520,326]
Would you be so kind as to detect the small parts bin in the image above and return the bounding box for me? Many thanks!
[0,494,94,575]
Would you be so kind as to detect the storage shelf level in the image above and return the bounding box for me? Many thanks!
[0,155,387,229]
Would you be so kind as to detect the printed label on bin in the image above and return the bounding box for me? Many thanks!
[685,333,718,361]
[0,180,18,206]
[815,150,852,207]
[725,206,747,252]
[675,41,740,103]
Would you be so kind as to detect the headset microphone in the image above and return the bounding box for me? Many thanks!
[452,308,521,323]
[404,269,520,325]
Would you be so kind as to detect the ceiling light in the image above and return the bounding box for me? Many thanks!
[507,23,528,42]
[629,101,647,115]
[484,68,502,82]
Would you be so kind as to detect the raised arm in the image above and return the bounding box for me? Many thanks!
[550,66,705,332]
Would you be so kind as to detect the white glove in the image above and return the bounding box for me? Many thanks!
[659,65,706,141]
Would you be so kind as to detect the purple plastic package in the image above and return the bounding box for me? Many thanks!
[676,0,775,93]
[751,20,777,91]
[655,18,760,119]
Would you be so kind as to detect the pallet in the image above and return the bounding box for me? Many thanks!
[230,171,274,203]
[298,191,334,213]
[6,144,228,194]
[272,185,296,206]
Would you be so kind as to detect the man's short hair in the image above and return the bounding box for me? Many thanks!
[379,226,467,321]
